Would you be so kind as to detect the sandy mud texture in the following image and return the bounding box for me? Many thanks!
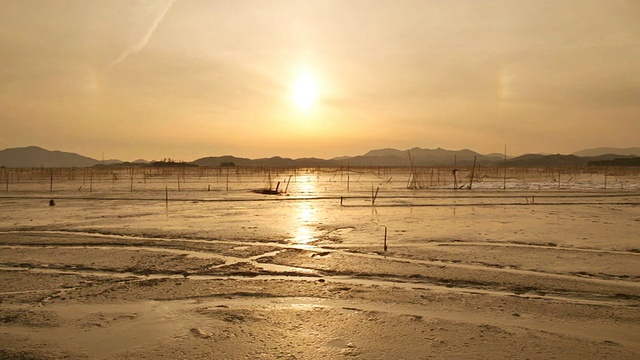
[1,170,639,359]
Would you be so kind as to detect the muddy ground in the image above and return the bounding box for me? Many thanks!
[1,171,639,359]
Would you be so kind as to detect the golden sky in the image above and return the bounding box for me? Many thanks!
[1,0,639,161]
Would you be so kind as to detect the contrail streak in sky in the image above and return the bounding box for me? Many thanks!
[111,0,177,67]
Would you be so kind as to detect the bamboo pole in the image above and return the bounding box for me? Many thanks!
[384,226,388,252]
[453,155,458,190]
[469,156,477,190]
[503,145,507,190]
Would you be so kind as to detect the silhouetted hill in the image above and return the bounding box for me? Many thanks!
[335,155,409,167]
[573,147,640,157]
[339,147,503,166]
[506,154,586,166]
[4,145,640,168]
[0,146,100,167]
[191,155,256,167]
[588,157,640,166]
[506,153,637,167]
[192,155,336,167]
[192,147,504,167]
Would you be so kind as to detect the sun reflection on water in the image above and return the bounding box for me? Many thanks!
[296,174,317,196]
[292,202,316,244]
[290,174,319,245]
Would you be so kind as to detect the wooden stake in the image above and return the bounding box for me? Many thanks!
[469,156,477,190]
[503,144,507,190]
[165,186,169,209]
[384,226,388,252]
[558,168,561,189]
[284,175,292,193]
[50,170,53,192]
[453,155,458,190]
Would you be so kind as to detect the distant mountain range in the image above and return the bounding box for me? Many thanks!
[0,146,100,167]
[0,145,638,168]
[572,147,640,157]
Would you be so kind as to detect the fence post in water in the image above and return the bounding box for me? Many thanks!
[165,186,169,210]
[558,168,561,189]
[469,156,477,190]
[503,145,507,190]
[384,226,388,252]
[372,186,380,205]
[284,175,292,193]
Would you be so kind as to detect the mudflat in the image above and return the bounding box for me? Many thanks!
[1,168,639,359]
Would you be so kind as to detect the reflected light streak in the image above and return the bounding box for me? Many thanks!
[290,174,319,245]
[292,202,316,244]
[296,174,317,196]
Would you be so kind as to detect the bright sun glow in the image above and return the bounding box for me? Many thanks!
[291,72,318,111]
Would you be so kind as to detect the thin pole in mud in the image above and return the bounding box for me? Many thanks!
[453,155,458,190]
[558,168,561,189]
[469,156,477,190]
[347,174,350,192]
[284,175,292,193]
[50,170,53,192]
[384,226,388,252]
[177,174,181,191]
[372,186,380,205]
[165,186,169,210]
[226,168,229,191]
[503,144,507,190]
[340,196,343,206]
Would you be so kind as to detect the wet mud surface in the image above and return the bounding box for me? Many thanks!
[1,170,639,359]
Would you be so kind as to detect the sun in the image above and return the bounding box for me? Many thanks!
[291,72,318,111]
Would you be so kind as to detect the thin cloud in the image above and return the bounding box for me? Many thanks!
[110,0,177,68]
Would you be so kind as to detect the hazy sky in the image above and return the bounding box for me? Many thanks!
[1,0,639,161]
